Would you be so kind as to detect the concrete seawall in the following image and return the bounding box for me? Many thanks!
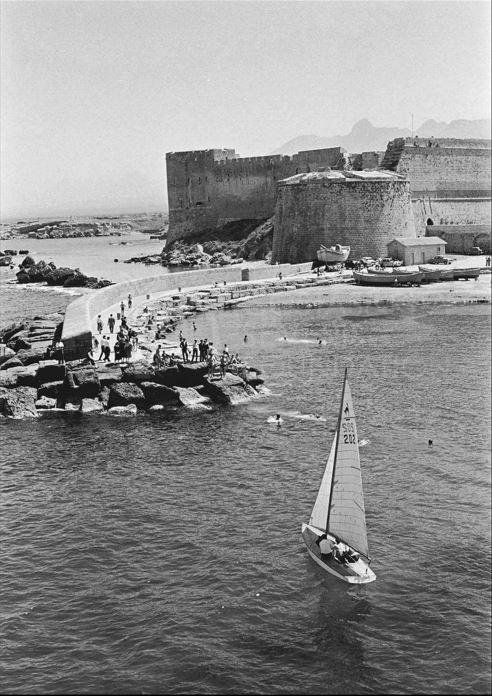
[62,262,312,359]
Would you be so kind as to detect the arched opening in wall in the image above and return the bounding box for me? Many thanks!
[426,218,434,226]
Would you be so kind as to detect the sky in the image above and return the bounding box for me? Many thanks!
[1,0,490,219]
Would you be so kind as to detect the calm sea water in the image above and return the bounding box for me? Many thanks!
[1,281,490,694]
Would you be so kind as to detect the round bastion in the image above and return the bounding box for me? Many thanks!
[272,170,416,263]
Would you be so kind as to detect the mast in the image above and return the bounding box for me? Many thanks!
[326,367,347,534]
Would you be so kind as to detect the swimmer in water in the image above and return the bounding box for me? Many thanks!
[283,336,287,341]
[275,414,283,426]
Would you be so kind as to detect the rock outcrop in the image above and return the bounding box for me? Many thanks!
[0,386,38,418]
[16,258,113,289]
[202,372,258,405]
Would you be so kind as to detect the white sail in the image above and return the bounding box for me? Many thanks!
[327,379,369,558]
[309,437,336,532]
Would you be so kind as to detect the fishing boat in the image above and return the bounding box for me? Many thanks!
[453,268,481,280]
[353,270,423,286]
[317,244,350,264]
[301,369,376,584]
[418,265,443,282]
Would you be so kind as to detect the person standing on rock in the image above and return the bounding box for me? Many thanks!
[55,339,65,364]
[244,335,248,343]
[97,315,103,334]
[181,339,189,363]
[104,339,111,362]
[191,339,199,362]
[120,300,125,316]
[128,293,132,309]
[87,347,95,365]
[108,314,115,333]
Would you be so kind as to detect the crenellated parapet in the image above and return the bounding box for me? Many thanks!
[165,146,348,243]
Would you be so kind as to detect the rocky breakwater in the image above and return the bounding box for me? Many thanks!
[0,353,265,419]
[124,217,274,268]
[16,255,113,289]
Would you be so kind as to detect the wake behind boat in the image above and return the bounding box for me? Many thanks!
[301,369,376,584]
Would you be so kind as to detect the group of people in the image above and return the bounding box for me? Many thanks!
[317,535,360,565]
[91,296,137,364]
[151,331,244,379]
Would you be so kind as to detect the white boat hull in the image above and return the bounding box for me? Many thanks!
[301,523,376,584]
[316,245,350,264]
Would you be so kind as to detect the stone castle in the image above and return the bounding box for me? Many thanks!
[165,137,491,261]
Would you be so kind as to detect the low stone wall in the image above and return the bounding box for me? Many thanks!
[426,225,491,254]
[62,262,312,359]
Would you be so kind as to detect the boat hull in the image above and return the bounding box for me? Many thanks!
[301,524,376,584]
[418,266,443,282]
[317,245,350,264]
[453,268,481,280]
[353,270,423,286]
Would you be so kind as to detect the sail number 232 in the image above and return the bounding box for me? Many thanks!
[342,421,356,444]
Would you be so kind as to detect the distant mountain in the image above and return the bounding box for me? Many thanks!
[273,118,491,155]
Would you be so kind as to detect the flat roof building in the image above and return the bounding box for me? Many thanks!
[387,236,447,266]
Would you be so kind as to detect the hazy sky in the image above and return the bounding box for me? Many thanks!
[1,0,490,218]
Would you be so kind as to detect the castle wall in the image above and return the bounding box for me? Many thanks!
[166,147,346,244]
[426,224,491,254]
[272,176,415,263]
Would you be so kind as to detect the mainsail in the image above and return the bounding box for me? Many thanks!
[309,437,336,532]
[327,376,369,558]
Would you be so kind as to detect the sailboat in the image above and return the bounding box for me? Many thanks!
[301,369,376,584]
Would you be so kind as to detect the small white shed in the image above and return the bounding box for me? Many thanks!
[387,237,447,265]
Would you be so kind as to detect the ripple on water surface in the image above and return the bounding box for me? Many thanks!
[1,303,490,694]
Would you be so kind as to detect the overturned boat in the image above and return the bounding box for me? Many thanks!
[317,244,350,264]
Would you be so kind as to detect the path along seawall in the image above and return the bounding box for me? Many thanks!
[61,262,313,359]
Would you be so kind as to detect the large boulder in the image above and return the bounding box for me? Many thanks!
[107,404,137,416]
[0,386,38,418]
[108,382,145,409]
[64,366,100,398]
[0,322,26,343]
[176,362,208,387]
[15,345,48,365]
[0,356,24,371]
[0,365,38,388]
[153,365,180,387]
[140,381,180,407]
[35,396,57,410]
[96,364,123,387]
[0,348,16,366]
[121,361,155,384]
[45,267,77,286]
[37,362,66,384]
[10,337,32,351]
[81,398,104,414]
[202,372,258,405]
[174,386,212,410]
[38,380,64,399]
[20,255,36,268]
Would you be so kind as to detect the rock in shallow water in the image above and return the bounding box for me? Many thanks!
[108,382,145,409]
[81,398,104,414]
[35,396,57,409]
[107,404,137,416]
[0,386,38,418]
[202,372,258,405]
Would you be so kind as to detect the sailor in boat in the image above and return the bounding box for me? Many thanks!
[317,535,360,565]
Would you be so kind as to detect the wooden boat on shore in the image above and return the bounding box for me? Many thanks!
[418,265,443,282]
[317,244,350,264]
[353,270,423,286]
[453,268,481,280]
[301,369,376,584]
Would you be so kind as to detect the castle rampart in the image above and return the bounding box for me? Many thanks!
[165,147,347,243]
[272,171,415,263]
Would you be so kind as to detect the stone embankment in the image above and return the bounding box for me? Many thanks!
[0,311,265,419]
[0,354,264,419]
[16,256,113,289]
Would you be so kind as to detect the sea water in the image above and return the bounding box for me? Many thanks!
[0,283,490,693]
